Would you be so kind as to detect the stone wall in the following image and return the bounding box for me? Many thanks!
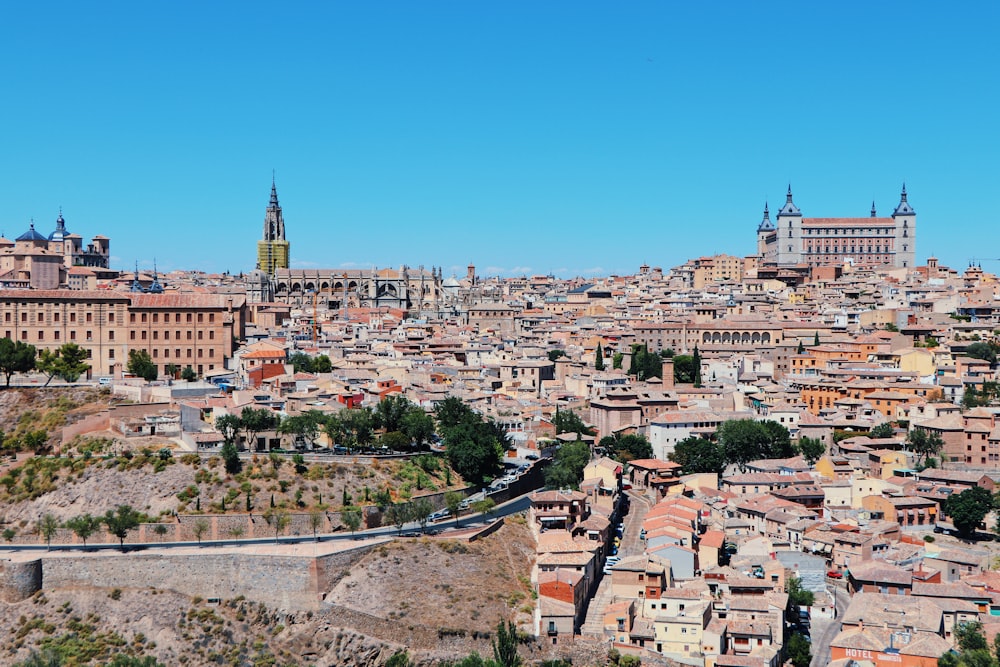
[0,558,42,602]
[40,542,380,611]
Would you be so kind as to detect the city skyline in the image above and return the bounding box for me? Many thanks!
[2,2,997,277]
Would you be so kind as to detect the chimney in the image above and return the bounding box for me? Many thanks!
[661,358,675,388]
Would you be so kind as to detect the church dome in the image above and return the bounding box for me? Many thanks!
[48,212,69,241]
[16,223,47,242]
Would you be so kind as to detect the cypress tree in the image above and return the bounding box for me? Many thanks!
[797,340,805,354]
[813,332,820,346]
[693,346,703,388]
[595,343,605,371]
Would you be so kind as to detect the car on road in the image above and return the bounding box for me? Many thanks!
[428,509,451,522]
[827,570,843,579]
[525,453,539,460]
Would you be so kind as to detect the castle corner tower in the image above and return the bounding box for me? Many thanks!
[256,178,290,276]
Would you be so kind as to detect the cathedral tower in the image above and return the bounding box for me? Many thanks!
[256,178,290,276]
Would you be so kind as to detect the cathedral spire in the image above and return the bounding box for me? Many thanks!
[871,200,877,217]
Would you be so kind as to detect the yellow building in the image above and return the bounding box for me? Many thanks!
[257,180,290,277]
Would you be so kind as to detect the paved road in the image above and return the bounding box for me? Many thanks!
[0,493,535,554]
[580,489,653,636]
[811,579,849,667]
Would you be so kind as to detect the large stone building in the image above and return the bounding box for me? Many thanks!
[0,214,111,289]
[0,290,246,379]
[757,185,916,269]
[256,180,290,277]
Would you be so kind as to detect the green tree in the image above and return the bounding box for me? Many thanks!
[216,413,241,449]
[814,331,821,346]
[717,419,793,472]
[444,491,463,519]
[553,409,593,437]
[411,497,434,532]
[313,355,332,373]
[263,506,291,542]
[957,621,988,652]
[241,407,279,452]
[797,436,826,465]
[600,433,652,462]
[544,440,591,489]
[401,407,435,449]
[36,349,63,387]
[375,395,413,433]
[548,349,566,363]
[103,505,142,550]
[434,396,475,429]
[50,343,90,382]
[0,338,37,386]
[595,343,605,371]
[220,440,242,475]
[64,513,101,549]
[181,365,197,381]
[786,633,812,667]
[796,340,805,355]
[672,354,697,384]
[965,342,998,367]
[442,418,503,486]
[907,427,945,465]
[692,345,702,387]
[491,619,522,667]
[944,486,994,538]
[164,363,180,379]
[126,349,157,381]
[385,651,413,667]
[288,352,315,373]
[628,344,662,380]
[612,352,623,369]
[870,423,895,439]
[386,502,412,534]
[38,513,60,549]
[309,508,324,540]
[787,576,815,608]
[192,518,209,543]
[471,497,496,518]
[669,436,727,475]
[339,407,375,450]
[341,508,362,535]
[278,410,326,449]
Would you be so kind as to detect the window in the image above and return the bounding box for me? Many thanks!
[186,313,192,323]
[175,313,181,323]
[209,313,215,323]
[209,330,215,340]
[153,314,159,323]
[130,313,136,323]
[21,312,27,322]
[37,331,43,340]
[86,331,92,341]
[197,331,203,340]
[21,331,27,340]
[153,331,159,340]
[109,331,114,341]
[153,349,158,358]
[86,313,92,323]
[108,349,114,359]
[197,314,203,323]
[54,331,60,340]
[108,312,114,322]
[187,331,192,340]
[70,331,76,340]
[141,313,147,323]
[53,312,59,322]
[163,331,169,340]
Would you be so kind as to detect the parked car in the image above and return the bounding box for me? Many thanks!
[525,453,539,460]
[827,570,843,579]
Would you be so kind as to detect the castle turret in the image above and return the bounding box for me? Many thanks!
[892,183,916,269]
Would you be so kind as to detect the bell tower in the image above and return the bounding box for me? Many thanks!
[256,176,290,276]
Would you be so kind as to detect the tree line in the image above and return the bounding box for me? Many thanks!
[0,340,91,387]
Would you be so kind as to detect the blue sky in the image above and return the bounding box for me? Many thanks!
[1,2,996,278]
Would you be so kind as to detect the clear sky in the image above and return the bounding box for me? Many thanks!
[2,2,997,278]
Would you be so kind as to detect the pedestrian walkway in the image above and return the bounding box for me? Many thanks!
[579,489,654,637]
